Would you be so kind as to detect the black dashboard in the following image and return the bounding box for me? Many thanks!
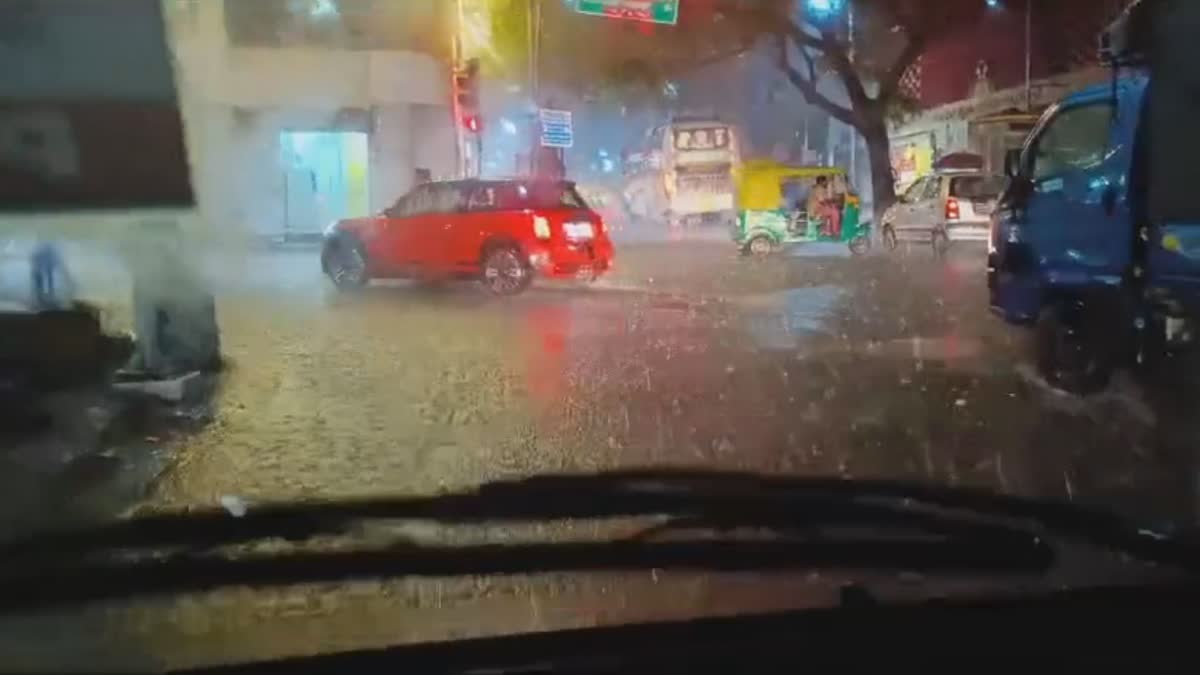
[187,583,1200,675]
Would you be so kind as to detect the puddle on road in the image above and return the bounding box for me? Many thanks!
[738,285,844,350]
[860,335,986,363]
[783,243,852,259]
[796,335,992,376]
[734,285,995,375]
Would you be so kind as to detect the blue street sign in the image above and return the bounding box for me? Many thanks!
[539,108,574,148]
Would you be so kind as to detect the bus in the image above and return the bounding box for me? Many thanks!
[622,118,740,229]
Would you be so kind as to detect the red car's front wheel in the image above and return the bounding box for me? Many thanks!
[481,246,532,296]
[323,237,369,291]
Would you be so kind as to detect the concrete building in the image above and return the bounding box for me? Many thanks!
[887,0,1128,187]
[165,0,457,241]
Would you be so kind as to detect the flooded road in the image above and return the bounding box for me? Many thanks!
[5,237,1200,671]
[145,240,1196,523]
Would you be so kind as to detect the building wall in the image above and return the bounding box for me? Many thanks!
[888,65,1107,182]
[914,0,1127,109]
[888,0,1129,187]
[165,0,454,239]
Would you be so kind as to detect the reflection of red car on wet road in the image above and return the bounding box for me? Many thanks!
[322,179,614,295]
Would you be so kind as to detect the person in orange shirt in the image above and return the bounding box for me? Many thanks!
[807,176,841,238]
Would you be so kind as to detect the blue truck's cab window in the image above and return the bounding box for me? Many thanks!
[1029,103,1114,181]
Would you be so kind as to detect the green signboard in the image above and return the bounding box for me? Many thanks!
[575,1,679,25]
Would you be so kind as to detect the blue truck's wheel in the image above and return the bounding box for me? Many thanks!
[1035,302,1113,395]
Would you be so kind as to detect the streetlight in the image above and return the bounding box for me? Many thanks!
[985,0,1033,110]
[805,0,855,176]
[1023,0,1032,111]
[806,0,844,18]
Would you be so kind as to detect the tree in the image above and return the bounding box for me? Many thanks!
[763,0,988,212]
[485,0,987,212]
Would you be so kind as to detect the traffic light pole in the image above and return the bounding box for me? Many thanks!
[453,0,466,178]
[528,0,540,177]
[453,57,482,178]
[453,0,485,178]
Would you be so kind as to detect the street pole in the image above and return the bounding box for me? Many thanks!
[454,0,467,178]
[847,1,856,184]
[1024,0,1032,111]
[527,0,537,99]
[847,1,856,62]
[528,0,538,176]
[534,0,542,99]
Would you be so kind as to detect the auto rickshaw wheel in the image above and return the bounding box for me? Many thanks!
[745,235,774,257]
[848,235,871,257]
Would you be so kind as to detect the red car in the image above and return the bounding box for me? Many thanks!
[321,179,614,295]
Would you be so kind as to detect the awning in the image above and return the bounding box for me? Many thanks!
[973,108,1044,126]
[933,152,984,171]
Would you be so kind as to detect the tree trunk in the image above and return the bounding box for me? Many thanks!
[861,119,897,222]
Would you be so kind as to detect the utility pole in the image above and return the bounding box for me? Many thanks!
[847,1,856,184]
[528,0,539,176]
[454,0,466,178]
[528,0,538,99]
[525,0,557,176]
[1024,0,1033,111]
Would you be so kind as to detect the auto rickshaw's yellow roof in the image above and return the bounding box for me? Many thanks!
[734,160,847,211]
[736,159,846,180]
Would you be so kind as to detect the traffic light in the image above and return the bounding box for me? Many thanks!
[454,58,481,134]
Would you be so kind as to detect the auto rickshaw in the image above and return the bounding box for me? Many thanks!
[732,160,870,256]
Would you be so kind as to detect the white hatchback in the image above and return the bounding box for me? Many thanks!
[881,170,1005,256]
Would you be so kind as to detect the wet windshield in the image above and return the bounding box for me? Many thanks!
[1,0,1195,671]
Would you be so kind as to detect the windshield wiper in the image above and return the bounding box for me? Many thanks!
[0,470,1190,614]
[0,470,1064,557]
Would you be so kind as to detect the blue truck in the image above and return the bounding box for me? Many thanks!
[989,0,1200,393]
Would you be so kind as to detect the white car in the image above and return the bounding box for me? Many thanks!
[881,170,1005,256]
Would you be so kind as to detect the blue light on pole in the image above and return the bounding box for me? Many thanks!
[806,0,843,18]
[986,0,1001,8]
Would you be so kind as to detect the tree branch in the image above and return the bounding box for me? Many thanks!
[798,38,819,83]
[876,1,985,103]
[776,34,856,127]
[816,27,871,114]
[778,18,869,120]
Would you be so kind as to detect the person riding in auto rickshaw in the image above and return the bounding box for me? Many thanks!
[732,160,870,256]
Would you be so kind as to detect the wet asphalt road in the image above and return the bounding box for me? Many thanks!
[144,236,1200,525]
[8,234,1200,671]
